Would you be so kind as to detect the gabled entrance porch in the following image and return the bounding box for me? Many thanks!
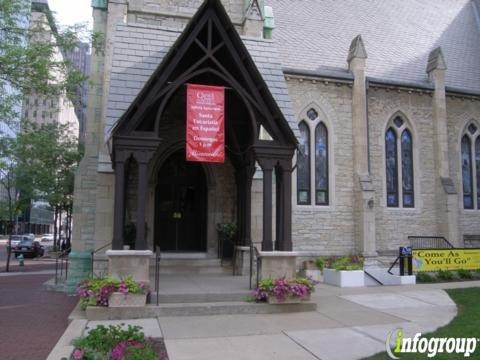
[104,0,298,289]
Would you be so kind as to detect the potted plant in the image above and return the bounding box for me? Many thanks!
[216,222,237,259]
[76,275,148,309]
[322,255,365,287]
[253,277,316,304]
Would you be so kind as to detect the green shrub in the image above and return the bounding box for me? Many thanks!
[436,270,455,281]
[457,269,473,279]
[315,257,325,270]
[326,255,364,271]
[416,272,435,283]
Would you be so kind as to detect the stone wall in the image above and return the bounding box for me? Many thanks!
[285,78,356,255]
[127,0,246,26]
[368,87,438,251]
[446,96,480,243]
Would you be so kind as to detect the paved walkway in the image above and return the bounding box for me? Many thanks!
[0,273,78,360]
[50,280,480,360]
[161,282,465,360]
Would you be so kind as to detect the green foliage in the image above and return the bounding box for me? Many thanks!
[77,276,147,309]
[436,269,455,281]
[322,255,364,271]
[456,269,474,279]
[123,344,157,360]
[72,324,145,359]
[0,0,99,117]
[416,272,435,283]
[314,257,325,270]
[216,222,237,241]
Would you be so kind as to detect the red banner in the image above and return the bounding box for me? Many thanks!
[186,84,225,163]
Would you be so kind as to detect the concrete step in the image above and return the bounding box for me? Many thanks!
[149,292,250,304]
[150,258,232,274]
[86,301,317,319]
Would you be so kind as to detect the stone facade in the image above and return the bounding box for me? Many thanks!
[69,0,480,289]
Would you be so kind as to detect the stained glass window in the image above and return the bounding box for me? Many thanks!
[401,130,414,207]
[315,123,328,205]
[297,121,310,204]
[468,124,477,135]
[394,117,404,128]
[462,135,473,209]
[307,108,318,121]
[385,128,398,207]
[476,137,480,209]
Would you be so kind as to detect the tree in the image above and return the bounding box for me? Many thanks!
[0,0,101,128]
[16,121,82,250]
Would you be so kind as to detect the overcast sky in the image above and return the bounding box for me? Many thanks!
[48,0,93,29]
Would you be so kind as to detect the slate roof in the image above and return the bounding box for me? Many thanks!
[267,0,480,93]
[106,24,299,139]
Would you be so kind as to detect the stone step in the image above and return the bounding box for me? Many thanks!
[152,265,232,275]
[149,292,250,304]
[85,301,317,319]
[155,258,222,267]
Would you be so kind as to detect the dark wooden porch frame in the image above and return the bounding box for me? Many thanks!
[109,0,297,252]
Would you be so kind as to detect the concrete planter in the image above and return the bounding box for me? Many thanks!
[109,292,147,307]
[300,269,322,282]
[267,294,311,304]
[323,268,365,287]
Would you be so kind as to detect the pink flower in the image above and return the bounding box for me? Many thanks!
[72,348,83,360]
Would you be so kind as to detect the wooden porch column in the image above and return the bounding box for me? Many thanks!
[112,151,127,250]
[275,165,283,250]
[279,161,293,251]
[259,159,274,251]
[135,151,153,250]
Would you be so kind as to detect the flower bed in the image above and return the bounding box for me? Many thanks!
[253,277,316,303]
[76,276,148,309]
[71,324,168,360]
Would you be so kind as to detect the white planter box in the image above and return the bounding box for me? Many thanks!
[109,292,146,307]
[323,268,365,287]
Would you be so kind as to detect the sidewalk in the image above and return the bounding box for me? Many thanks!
[50,280,480,360]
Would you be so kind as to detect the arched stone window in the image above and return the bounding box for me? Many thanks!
[461,122,480,209]
[297,121,310,204]
[385,116,414,208]
[296,108,329,206]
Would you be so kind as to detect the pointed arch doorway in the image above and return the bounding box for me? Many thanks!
[155,150,207,252]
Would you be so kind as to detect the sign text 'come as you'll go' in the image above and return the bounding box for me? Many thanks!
[186,84,225,163]
[412,249,480,272]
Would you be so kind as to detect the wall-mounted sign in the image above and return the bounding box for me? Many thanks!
[186,84,225,163]
[412,249,480,272]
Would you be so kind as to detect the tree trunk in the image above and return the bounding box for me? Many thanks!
[53,206,58,251]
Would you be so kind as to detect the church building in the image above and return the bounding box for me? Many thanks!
[66,0,480,290]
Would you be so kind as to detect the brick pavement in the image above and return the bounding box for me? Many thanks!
[0,274,78,360]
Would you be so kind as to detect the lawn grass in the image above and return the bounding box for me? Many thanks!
[363,287,480,360]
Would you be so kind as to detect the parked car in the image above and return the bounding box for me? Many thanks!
[12,239,44,258]
[41,233,54,242]
[8,235,30,247]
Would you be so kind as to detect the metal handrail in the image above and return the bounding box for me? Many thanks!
[54,247,71,285]
[364,269,384,285]
[408,236,454,249]
[387,256,401,275]
[90,242,112,277]
[248,243,262,290]
[155,246,161,306]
